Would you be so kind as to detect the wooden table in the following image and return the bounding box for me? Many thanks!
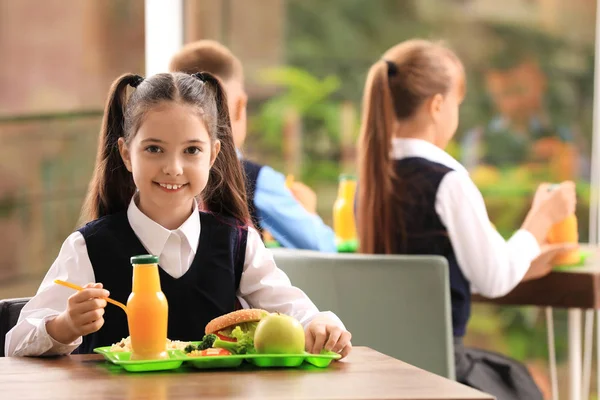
[1,347,492,400]
[473,246,600,309]
[473,246,600,400]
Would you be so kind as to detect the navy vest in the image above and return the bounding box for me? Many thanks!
[392,157,471,337]
[74,211,247,354]
[241,159,264,236]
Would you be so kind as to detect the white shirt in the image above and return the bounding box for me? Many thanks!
[5,198,345,357]
[391,138,541,298]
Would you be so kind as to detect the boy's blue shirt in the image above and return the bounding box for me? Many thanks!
[253,164,336,252]
[237,149,336,252]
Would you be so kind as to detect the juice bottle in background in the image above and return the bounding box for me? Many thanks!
[127,255,169,360]
[333,174,357,244]
[547,214,580,265]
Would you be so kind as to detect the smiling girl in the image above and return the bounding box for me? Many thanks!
[6,72,351,359]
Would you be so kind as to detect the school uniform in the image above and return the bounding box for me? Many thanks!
[5,196,344,357]
[241,159,265,233]
[389,138,543,400]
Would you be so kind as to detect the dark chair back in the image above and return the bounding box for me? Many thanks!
[0,297,31,356]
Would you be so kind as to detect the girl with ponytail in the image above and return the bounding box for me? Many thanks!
[356,39,576,399]
[7,72,351,359]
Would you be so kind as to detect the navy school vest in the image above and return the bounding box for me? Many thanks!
[241,159,264,236]
[74,211,247,354]
[391,157,471,337]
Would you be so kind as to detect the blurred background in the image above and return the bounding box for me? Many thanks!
[0,0,597,395]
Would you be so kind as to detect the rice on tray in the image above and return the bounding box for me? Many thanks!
[109,336,192,352]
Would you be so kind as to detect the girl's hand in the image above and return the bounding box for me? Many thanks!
[47,283,108,344]
[305,318,352,359]
[522,243,579,282]
[522,181,576,244]
[531,181,576,223]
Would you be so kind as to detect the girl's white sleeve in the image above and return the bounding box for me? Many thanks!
[5,232,95,356]
[237,227,345,330]
[435,171,541,298]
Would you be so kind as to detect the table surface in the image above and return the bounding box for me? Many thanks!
[473,245,600,309]
[1,347,493,400]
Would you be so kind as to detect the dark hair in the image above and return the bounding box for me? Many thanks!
[168,40,243,82]
[80,71,250,226]
[357,39,464,254]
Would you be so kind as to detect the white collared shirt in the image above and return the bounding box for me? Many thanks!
[391,138,541,298]
[5,198,344,357]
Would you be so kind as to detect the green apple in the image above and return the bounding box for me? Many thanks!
[254,313,305,354]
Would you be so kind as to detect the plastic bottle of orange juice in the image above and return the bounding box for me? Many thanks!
[547,215,580,265]
[127,255,169,360]
[333,174,357,248]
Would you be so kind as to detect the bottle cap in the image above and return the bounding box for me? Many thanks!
[130,254,159,265]
[339,173,356,181]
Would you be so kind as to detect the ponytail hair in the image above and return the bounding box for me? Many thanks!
[356,39,464,254]
[357,61,400,254]
[80,74,143,224]
[191,72,250,225]
[79,71,249,226]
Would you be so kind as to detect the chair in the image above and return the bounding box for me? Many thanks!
[270,248,455,379]
[0,297,30,357]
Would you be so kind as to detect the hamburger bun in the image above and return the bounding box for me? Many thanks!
[205,309,270,335]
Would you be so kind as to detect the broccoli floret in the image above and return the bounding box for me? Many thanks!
[198,334,217,350]
[213,338,253,354]
[184,344,197,353]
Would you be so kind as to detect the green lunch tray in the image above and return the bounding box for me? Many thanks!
[184,352,340,369]
[94,346,341,372]
[93,348,185,372]
[553,250,592,271]
[264,240,282,248]
[336,239,358,253]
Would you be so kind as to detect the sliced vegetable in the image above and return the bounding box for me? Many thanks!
[216,333,237,342]
[200,348,231,356]
[213,326,255,354]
